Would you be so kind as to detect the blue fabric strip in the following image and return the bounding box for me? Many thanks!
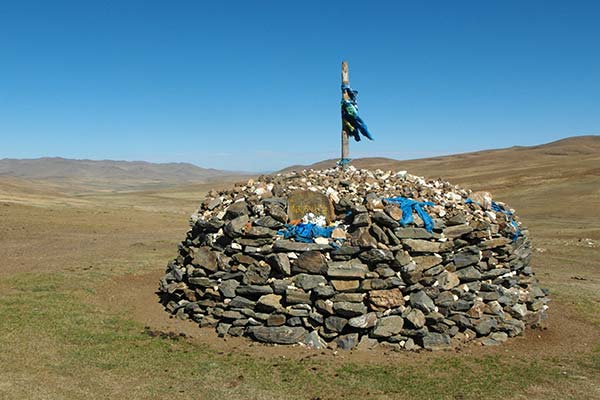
[383,197,435,232]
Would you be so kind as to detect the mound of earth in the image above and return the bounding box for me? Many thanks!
[158,167,549,351]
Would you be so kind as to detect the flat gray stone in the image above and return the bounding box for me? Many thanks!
[455,266,482,282]
[372,316,404,338]
[235,285,273,298]
[273,240,331,252]
[420,333,452,350]
[443,224,473,239]
[327,260,369,279]
[293,273,327,290]
[333,301,367,318]
[348,312,378,328]
[479,237,512,250]
[247,326,308,344]
[394,227,433,239]
[403,239,450,253]
[218,279,239,298]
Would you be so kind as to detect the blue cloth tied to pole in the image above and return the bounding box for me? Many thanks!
[383,197,435,232]
[278,223,334,243]
[466,198,521,241]
[341,83,373,142]
[337,158,352,166]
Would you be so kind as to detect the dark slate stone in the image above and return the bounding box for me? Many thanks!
[224,201,250,220]
[235,285,273,298]
[358,248,394,264]
[265,204,288,223]
[253,216,284,229]
[312,285,336,298]
[370,223,389,244]
[242,263,271,285]
[443,224,473,239]
[331,246,361,257]
[475,317,498,336]
[410,291,436,313]
[232,253,258,265]
[195,217,224,233]
[227,297,255,310]
[327,260,369,279]
[455,266,482,282]
[247,326,308,344]
[325,316,348,332]
[447,213,467,226]
[244,226,277,238]
[372,211,400,229]
[453,246,482,268]
[352,212,370,227]
[350,227,377,248]
[224,215,249,238]
[266,253,291,276]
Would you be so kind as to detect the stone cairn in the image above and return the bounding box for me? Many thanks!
[158,167,549,351]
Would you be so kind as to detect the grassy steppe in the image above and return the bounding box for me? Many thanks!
[1,138,599,399]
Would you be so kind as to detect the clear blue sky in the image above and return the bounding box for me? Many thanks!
[1,1,599,171]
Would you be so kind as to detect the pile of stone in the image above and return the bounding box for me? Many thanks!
[158,167,549,351]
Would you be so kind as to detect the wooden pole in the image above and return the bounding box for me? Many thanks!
[341,61,350,169]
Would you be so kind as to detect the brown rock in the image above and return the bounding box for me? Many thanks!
[384,204,403,221]
[191,246,218,272]
[293,251,328,274]
[350,227,377,248]
[331,280,360,292]
[368,288,404,310]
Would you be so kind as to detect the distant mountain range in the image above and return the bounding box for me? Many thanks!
[0,157,244,186]
[2,136,598,192]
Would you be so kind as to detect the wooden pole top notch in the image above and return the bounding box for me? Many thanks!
[341,61,349,85]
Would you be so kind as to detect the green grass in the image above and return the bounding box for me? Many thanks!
[1,272,597,400]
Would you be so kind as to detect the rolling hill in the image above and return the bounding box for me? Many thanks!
[280,135,600,189]
[0,157,247,192]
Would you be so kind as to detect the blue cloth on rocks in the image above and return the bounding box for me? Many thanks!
[278,223,334,243]
[383,197,435,232]
[466,198,521,241]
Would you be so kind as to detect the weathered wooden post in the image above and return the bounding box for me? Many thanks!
[341,61,350,169]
